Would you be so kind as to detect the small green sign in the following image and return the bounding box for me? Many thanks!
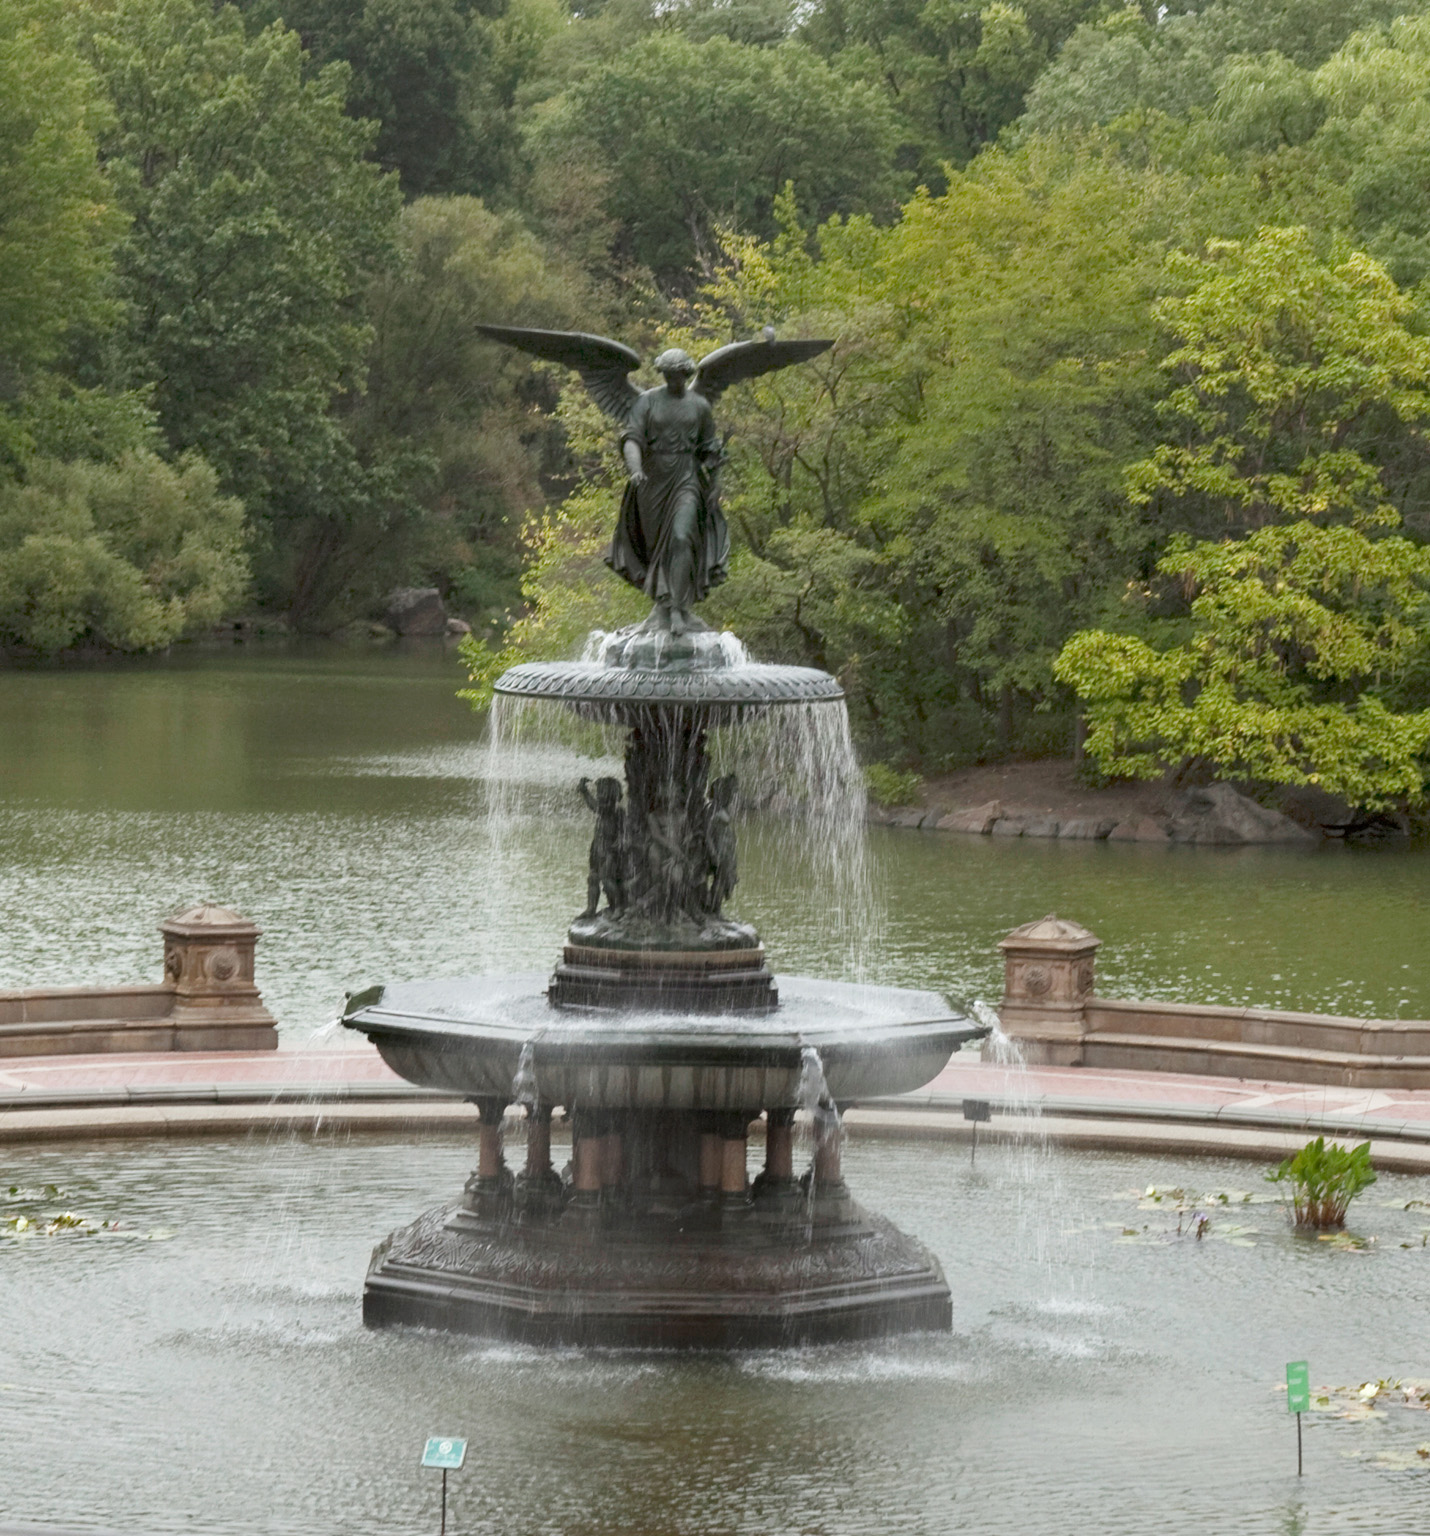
[421,1437,467,1470]
[1286,1361,1311,1414]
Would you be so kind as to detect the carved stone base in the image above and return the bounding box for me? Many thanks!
[551,913,778,1013]
[363,1201,951,1348]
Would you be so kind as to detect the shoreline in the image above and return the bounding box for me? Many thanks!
[866,758,1418,846]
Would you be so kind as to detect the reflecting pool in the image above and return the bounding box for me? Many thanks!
[2,1134,1428,1535]
[0,642,1426,1035]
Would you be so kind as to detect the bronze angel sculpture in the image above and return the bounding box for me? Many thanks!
[476,326,833,636]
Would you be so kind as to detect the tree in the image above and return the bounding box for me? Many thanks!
[0,1,126,462]
[1126,227,1430,540]
[1054,523,1430,806]
[852,142,1172,758]
[1019,0,1407,137]
[352,194,604,627]
[78,0,405,624]
[240,0,561,198]
[802,0,1112,180]
[1056,227,1430,806]
[527,33,905,283]
[0,453,249,653]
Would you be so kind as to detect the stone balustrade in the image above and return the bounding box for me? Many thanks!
[0,905,278,1057]
[996,915,1430,1088]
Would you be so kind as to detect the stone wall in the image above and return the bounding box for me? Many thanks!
[0,905,278,1057]
[996,915,1430,1088]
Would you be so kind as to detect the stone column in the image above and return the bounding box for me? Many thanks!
[160,904,278,1050]
[995,914,1101,1066]
[600,1124,625,1192]
[514,1105,562,1219]
[719,1115,751,1208]
[463,1096,510,1220]
[812,1107,844,1191]
[525,1106,553,1180]
[753,1107,799,1211]
[698,1125,722,1199]
[563,1112,604,1228]
[764,1109,795,1183]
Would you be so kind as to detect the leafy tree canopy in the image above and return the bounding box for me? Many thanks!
[0,1,126,462]
[78,0,404,622]
[0,453,249,654]
[526,32,906,282]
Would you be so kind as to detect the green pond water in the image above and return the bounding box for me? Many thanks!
[2,643,1430,1536]
[0,641,1425,1033]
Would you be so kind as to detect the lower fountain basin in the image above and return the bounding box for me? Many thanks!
[341,974,986,1110]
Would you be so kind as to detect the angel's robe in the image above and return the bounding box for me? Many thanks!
[609,384,729,605]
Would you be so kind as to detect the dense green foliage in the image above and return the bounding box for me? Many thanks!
[5,0,1430,806]
[1266,1137,1377,1228]
[0,454,247,653]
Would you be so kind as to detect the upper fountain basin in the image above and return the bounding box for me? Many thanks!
[341,974,988,1110]
[494,657,843,714]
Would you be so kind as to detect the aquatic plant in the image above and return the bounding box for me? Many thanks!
[1266,1137,1377,1228]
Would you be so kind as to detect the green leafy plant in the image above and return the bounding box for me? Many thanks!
[1266,1137,1377,1229]
[864,762,923,807]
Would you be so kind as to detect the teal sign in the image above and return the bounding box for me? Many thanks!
[1286,1361,1311,1414]
[421,1437,467,1470]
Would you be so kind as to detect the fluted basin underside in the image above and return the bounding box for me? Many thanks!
[342,974,984,1111]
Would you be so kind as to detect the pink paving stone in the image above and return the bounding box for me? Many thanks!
[3,1046,1430,1125]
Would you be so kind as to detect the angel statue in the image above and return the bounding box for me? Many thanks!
[476,326,833,637]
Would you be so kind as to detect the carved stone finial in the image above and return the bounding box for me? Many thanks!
[159,906,272,1040]
[996,915,1101,1065]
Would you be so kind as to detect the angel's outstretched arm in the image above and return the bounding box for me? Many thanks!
[476,324,644,426]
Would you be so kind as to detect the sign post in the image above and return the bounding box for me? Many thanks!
[1286,1361,1310,1476]
[962,1099,991,1163]
[421,1436,467,1536]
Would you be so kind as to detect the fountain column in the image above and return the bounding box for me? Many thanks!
[464,1096,510,1219]
[719,1114,751,1210]
[563,1111,604,1229]
[753,1107,799,1210]
[812,1104,847,1205]
[516,1104,561,1217]
[698,1120,722,1200]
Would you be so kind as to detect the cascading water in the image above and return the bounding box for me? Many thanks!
[340,616,991,1345]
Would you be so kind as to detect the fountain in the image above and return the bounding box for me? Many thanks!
[339,324,988,1345]
[340,632,988,1346]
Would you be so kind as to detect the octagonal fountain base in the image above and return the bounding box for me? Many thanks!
[344,972,985,1348]
[363,1200,952,1348]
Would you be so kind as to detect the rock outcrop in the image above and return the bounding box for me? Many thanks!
[1159,783,1316,845]
[384,587,449,636]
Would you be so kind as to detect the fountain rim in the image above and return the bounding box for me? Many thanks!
[492,658,845,708]
[342,976,991,1066]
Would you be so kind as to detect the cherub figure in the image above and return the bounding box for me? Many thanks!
[704,774,739,915]
[579,776,626,917]
[643,789,695,924]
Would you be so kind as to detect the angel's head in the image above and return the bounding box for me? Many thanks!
[654,347,696,391]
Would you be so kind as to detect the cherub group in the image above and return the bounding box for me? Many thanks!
[578,773,739,922]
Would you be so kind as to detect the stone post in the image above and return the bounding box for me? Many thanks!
[698,1125,722,1198]
[719,1115,751,1208]
[563,1112,604,1229]
[463,1096,511,1221]
[995,914,1101,1066]
[160,904,278,1050]
[812,1108,843,1191]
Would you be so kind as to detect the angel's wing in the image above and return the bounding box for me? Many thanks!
[475,324,643,425]
[692,337,834,408]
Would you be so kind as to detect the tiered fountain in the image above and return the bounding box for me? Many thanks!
[341,627,987,1347]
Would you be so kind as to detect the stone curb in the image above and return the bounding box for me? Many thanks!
[5,1087,1430,1172]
